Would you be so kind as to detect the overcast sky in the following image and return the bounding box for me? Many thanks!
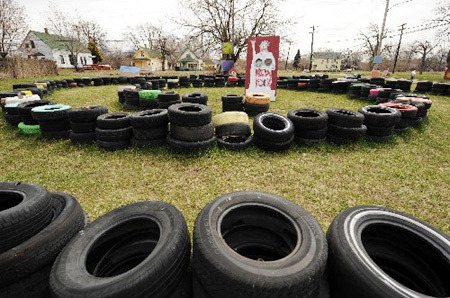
[16,0,444,57]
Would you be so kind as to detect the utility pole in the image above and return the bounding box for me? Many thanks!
[376,0,390,57]
[392,23,406,74]
[309,26,316,72]
[285,42,292,71]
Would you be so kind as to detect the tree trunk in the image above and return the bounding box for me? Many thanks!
[162,56,166,71]
[420,53,426,74]
[447,49,450,69]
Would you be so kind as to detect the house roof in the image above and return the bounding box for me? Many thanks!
[31,31,89,53]
[313,52,341,60]
[177,48,202,62]
[133,48,162,60]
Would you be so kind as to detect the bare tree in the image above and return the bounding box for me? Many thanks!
[153,28,179,71]
[434,2,450,43]
[416,41,434,74]
[78,19,106,48]
[359,23,391,62]
[0,0,28,58]
[179,0,291,62]
[127,23,157,51]
[401,43,418,70]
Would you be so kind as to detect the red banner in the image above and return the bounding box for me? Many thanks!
[245,36,280,101]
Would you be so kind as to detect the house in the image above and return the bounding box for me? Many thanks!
[132,47,168,71]
[176,48,204,71]
[18,29,93,68]
[312,52,342,72]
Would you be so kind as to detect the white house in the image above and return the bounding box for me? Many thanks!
[18,30,93,68]
[176,48,204,71]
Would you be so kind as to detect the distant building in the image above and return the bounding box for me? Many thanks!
[132,47,168,71]
[312,52,342,72]
[18,30,93,68]
[176,49,204,71]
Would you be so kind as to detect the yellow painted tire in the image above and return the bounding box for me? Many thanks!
[213,112,249,127]
[245,93,270,105]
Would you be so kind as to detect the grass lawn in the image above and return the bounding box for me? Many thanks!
[0,76,449,235]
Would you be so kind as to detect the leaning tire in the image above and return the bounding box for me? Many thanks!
[50,201,191,298]
[253,113,294,143]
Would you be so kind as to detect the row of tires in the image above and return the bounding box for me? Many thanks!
[2,182,448,297]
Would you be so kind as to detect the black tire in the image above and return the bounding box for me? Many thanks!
[130,109,169,129]
[253,113,294,143]
[327,205,450,298]
[70,131,97,144]
[0,182,52,254]
[222,95,243,104]
[97,140,130,151]
[287,109,328,131]
[50,201,191,298]
[409,117,422,127]
[158,100,181,109]
[95,127,132,142]
[31,106,71,121]
[166,135,216,152]
[328,124,367,140]
[168,103,212,127]
[133,127,168,140]
[253,134,294,151]
[97,113,131,129]
[41,130,70,140]
[296,137,327,145]
[366,125,394,137]
[217,135,253,151]
[395,118,410,129]
[158,92,180,103]
[139,98,158,109]
[0,264,51,298]
[67,106,108,123]
[170,123,214,142]
[327,134,353,145]
[182,92,208,105]
[358,106,401,127]
[295,127,327,139]
[70,121,96,133]
[0,192,85,287]
[130,138,165,147]
[192,191,328,298]
[215,123,251,137]
[17,100,56,125]
[3,113,21,126]
[243,102,270,116]
[222,102,244,112]
[365,134,394,142]
[38,118,71,132]
[326,108,364,128]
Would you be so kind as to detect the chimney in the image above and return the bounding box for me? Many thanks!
[44,28,49,34]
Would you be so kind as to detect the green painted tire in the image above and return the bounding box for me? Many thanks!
[18,122,40,135]
[138,90,161,99]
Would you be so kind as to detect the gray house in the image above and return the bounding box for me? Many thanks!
[18,30,93,68]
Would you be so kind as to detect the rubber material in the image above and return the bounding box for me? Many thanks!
[213,112,249,127]
[97,113,131,129]
[326,108,364,128]
[217,135,253,151]
[166,135,216,152]
[253,113,294,143]
[170,123,214,142]
[168,103,212,127]
[130,109,169,129]
[287,109,328,131]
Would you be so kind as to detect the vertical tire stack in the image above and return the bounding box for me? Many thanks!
[123,89,141,110]
[31,104,72,140]
[326,108,366,145]
[130,109,169,147]
[192,79,203,88]
[432,82,450,95]
[96,112,132,151]
[378,102,418,134]
[414,81,433,93]
[222,94,244,112]
[182,92,208,105]
[214,77,225,87]
[17,100,55,125]
[68,106,108,144]
[358,105,401,142]
[395,79,412,92]
[253,112,294,151]
[117,86,136,105]
[2,103,22,126]
[331,81,348,94]
[158,92,181,109]
[167,103,216,152]
[244,93,270,116]
[226,76,238,87]
[213,112,252,151]
[288,109,328,145]
[138,90,160,110]
[394,96,432,122]
[179,76,191,88]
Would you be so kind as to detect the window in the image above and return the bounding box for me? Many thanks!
[141,52,145,58]
[30,41,35,48]
[25,43,29,48]
[60,55,65,64]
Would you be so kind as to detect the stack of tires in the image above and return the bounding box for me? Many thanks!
[167,79,179,89]
[384,79,397,89]
[101,77,112,85]
[360,84,380,100]
[138,90,160,110]
[307,78,321,91]
[318,78,335,92]
[288,109,328,145]
[375,88,394,103]
[286,79,299,90]
[179,77,191,88]
[394,96,432,121]
[395,79,412,92]
[0,182,86,298]
[370,77,385,86]
[130,109,169,147]
[192,191,328,298]
[237,77,246,87]
[213,112,252,150]
[432,82,450,95]
[158,92,181,109]
[348,83,366,99]
[277,79,288,89]
[414,81,433,93]
[96,112,132,151]
[204,78,215,87]
[358,105,400,141]
[326,108,366,145]
[74,78,85,87]
[226,76,238,87]
[31,104,72,140]
[68,106,108,144]
[215,77,225,87]
[222,94,244,112]
[167,103,216,152]
[244,93,270,116]
[118,86,136,104]
[17,100,54,125]
[379,102,418,133]
[331,81,347,94]
[92,78,103,86]
[2,103,23,126]
[297,79,309,90]
[182,92,208,105]
[123,89,141,110]
[253,112,294,151]
[192,79,203,88]
[150,79,160,90]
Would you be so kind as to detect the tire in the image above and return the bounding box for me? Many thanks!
[3,113,21,126]
[0,264,51,298]
[41,130,70,140]
[130,109,169,129]
[213,112,249,127]
[97,140,130,151]
[0,182,52,254]
[328,124,367,140]
[245,93,270,105]
[170,123,214,142]
[394,127,409,134]
[253,113,294,143]
[18,122,40,135]
[296,137,327,145]
[97,112,131,129]
[327,134,353,145]
[50,201,190,298]
[95,127,132,142]
[244,102,269,116]
[287,109,328,131]
[365,134,393,142]
[327,205,450,298]
[166,135,216,152]
[39,118,71,132]
[295,127,327,139]
[253,134,294,151]
[133,127,168,140]
[379,103,418,119]
[31,105,71,121]
[67,106,108,123]
[70,131,97,144]
[18,100,55,125]
[158,92,180,103]
[168,103,212,127]
[409,117,422,127]
[326,108,364,128]
[130,138,165,147]
[217,135,252,151]
[139,98,158,109]
[222,95,243,104]
[158,100,181,109]
[366,125,394,137]
[223,102,244,112]
[182,92,208,105]
[192,191,328,298]
[70,121,96,133]
[0,192,85,287]
[215,123,251,137]
[358,106,401,127]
